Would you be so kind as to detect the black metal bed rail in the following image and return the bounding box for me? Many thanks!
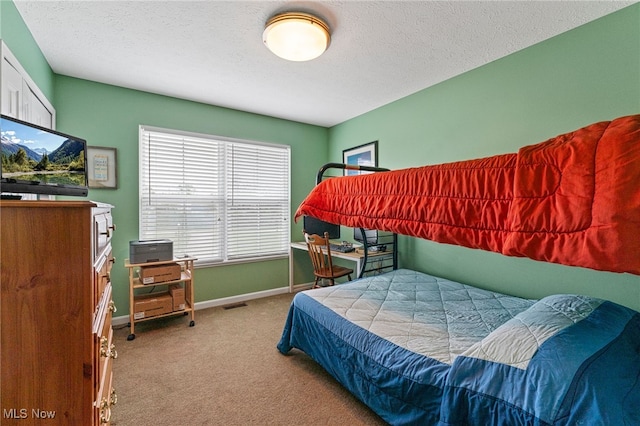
[315,162,390,185]
[315,162,397,277]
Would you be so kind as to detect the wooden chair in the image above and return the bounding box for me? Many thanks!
[304,231,354,288]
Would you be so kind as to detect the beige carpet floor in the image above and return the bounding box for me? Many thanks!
[110,292,388,425]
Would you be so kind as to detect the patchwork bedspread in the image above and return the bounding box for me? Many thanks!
[277,269,640,425]
[294,114,640,274]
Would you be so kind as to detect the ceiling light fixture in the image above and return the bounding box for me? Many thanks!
[263,12,331,62]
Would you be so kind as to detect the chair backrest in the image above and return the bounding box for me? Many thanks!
[304,231,333,274]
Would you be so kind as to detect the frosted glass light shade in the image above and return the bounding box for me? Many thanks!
[263,13,330,62]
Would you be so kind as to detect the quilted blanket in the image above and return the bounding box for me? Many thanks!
[277,269,535,424]
[440,294,640,425]
[277,269,640,425]
[294,114,640,274]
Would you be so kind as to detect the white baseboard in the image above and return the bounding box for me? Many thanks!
[191,286,291,311]
[112,284,312,326]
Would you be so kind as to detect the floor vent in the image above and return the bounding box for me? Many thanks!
[223,302,248,310]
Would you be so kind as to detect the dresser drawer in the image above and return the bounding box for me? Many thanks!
[94,250,114,308]
[95,368,115,425]
[93,284,116,395]
[94,211,115,260]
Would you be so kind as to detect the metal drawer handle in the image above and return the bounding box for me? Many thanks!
[99,397,111,424]
[109,344,118,360]
[100,337,108,357]
[100,338,117,359]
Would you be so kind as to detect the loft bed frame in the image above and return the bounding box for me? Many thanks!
[280,115,640,425]
[315,162,398,277]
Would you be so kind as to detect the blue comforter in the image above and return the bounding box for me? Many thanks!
[277,270,640,425]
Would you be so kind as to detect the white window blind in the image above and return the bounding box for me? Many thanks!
[139,126,290,266]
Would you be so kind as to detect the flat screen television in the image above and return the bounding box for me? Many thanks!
[303,216,340,240]
[354,227,378,245]
[1,114,88,197]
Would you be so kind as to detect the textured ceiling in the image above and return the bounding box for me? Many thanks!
[13,1,634,127]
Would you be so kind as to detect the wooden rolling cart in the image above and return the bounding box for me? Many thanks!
[124,256,197,340]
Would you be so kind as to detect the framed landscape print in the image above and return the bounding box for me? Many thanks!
[342,141,378,176]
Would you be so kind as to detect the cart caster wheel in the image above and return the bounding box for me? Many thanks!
[127,334,135,341]
[189,320,195,327]
[183,312,188,316]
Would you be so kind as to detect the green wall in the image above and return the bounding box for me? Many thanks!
[3,0,325,314]
[3,1,640,312]
[328,4,640,311]
[53,76,327,312]
[0,0,55,101]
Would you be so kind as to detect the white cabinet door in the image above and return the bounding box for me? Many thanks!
[24,84,53,128]
[1,58,23,118]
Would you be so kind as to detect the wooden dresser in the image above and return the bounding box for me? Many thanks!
[0,201,117,425]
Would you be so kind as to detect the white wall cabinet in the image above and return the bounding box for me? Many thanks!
[0,41,55,127]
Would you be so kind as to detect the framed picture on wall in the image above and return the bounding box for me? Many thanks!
[87,146,118,189]
[342,141,378,176]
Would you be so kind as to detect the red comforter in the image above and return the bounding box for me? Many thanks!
[295,115,640,275]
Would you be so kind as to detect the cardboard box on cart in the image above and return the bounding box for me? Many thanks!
[133,292,173,319]
[168,283,186,311]
[139,262,181,284]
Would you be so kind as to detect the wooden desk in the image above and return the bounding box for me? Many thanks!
[289,242,392,292]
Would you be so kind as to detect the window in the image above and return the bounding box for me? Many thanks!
[139,126,290,266]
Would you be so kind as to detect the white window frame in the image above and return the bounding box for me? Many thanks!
[139,125,291,267]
